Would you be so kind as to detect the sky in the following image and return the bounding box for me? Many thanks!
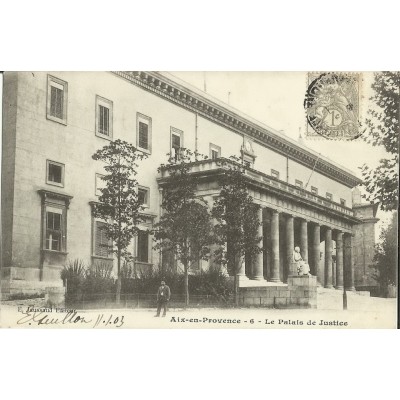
[171,71,386,176]
[171,71,394,233]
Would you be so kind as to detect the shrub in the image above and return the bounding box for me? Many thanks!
[62,259,115,301]
[190,266,233,301]
[121,264,232,301]
[61,259,87,299]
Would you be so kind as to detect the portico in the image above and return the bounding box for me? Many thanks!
[158,157,361,292]
[242,206,356,291]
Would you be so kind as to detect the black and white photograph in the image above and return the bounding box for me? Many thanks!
[1,3,399,400]
[0,71,398,329]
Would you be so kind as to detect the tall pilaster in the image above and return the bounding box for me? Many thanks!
[336,231,344,290]
[253,207,264,280]
[344,233,355,291]
[286,215,295,277]
[270,210,281,283]
[300,219,308,262]
[324,227,333,288]
[312,224,322,285]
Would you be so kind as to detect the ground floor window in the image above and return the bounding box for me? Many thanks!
[94,221,112,258]
[137,230,149,263]
[38,189,72,254]
[46,210,62,251]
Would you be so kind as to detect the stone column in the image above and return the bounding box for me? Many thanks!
[312,224,322,285]
[336,231,344,290]
[286,215,295,277]
[324,227,333,288]
[344,234,355,291]
[253,207,264,280]
[300,219,308,262]
[270,210,281,283]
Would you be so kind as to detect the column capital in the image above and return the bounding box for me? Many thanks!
[343,231,355,237]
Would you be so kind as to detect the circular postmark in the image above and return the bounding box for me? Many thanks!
[304,72,360,140]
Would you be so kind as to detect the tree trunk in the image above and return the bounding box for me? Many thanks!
[116,249,121,304]
[184,263,189,307]
[116,277,121,304]
[234,273,239,307]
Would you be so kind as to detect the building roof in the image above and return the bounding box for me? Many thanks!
[113,71,363,188]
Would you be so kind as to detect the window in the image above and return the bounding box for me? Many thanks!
[39,190,71,258]
[340,198,346,206]
[137,113,152,153]
[137,230,149,263]
[96,96,113,139]
[243,160,251,168]
[326,192,333,201]
[209,143,221,160]
[47,75,68,124]
[271,169,280,179]
[295,179,303,188]
[311,186,318,195]
[95,174,106,196]
[94,221,111,258]
[46,160,64,187]
[138,186,150,208]
[171,127,183,161]
[46,210,62,251]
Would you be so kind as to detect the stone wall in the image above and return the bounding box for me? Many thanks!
[239,275,317,309]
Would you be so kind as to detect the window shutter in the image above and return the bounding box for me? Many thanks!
[50,86,63,119]
[139,122,149,149]
[95,221,109,257]
[99,105,109,135]
[137,231,149,262]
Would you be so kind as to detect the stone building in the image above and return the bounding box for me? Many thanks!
[1,72,370,302]
[352,188,379,293]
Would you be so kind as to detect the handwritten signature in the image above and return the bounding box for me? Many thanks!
[17,310,125,328]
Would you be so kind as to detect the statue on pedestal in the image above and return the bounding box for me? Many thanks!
[293,246,311,276]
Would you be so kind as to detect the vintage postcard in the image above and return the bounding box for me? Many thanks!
[0,71,398,329]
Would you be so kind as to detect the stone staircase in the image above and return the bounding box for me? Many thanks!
[317,287,371,310]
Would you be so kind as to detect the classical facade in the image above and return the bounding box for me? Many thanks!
[352,188,380,293]
[1,71,367,299]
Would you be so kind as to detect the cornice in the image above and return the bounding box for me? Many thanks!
[38,189,73,208]
[156,158,362,225]
[112,71,362,188]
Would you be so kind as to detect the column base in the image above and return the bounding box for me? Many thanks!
[324,284,334,289]
[252,275,265,281]
[236,274,250,283]
[269,278,282,283]
[335,285,344,290]
[345,287,356,292]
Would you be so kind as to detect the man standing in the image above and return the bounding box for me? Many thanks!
[155,281,171,317]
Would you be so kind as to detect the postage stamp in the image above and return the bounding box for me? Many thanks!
[304,72,361,140]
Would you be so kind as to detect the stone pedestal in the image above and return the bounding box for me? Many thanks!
[238,275,318,308]
[45,286,66,307]
[287,275,318,309]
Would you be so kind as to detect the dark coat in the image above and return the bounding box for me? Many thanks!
[157,285,171,302]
